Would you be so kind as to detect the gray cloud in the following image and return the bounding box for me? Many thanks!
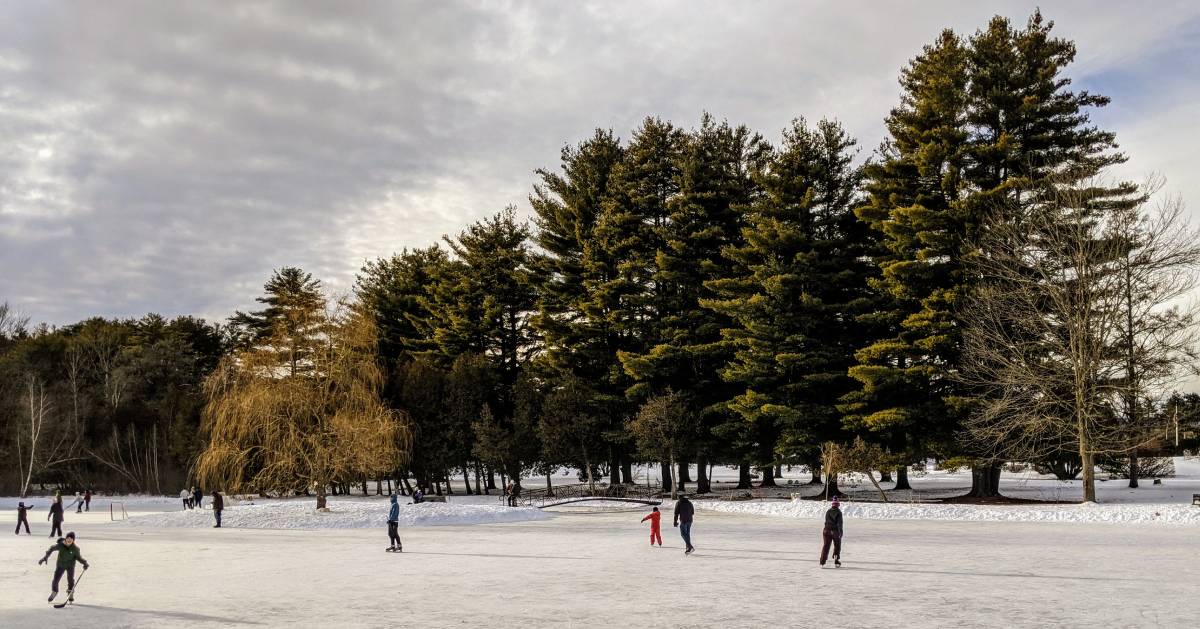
[2,0,1199,326]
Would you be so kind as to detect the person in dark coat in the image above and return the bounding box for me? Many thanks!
[39,531,89,602]
[211,490,224,528]
[193,486,204,510]
[673,494,695,554]
[819,496,844,567]
[83,490,92,512]
[47,496,64,538]
[16,502,34,535]
[411,487,424,504]
[386,493,403,552]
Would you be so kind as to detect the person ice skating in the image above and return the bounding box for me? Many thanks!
[83,489,91,512]
[47,495,64,538]
[211,490,224,527]
[180,488,191,510]
[193,486,204,510]
[411,487,424,504]
[386,493,403,552]
[16,502,34,535]
[673,493,695,554]
[70,492,84,514]
[39,531,89,603]
[641,506,663,547]
[819,496,844,567]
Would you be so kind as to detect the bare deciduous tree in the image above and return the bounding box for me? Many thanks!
[961,180,1200,502]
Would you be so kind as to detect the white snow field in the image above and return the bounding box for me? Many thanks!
[3,496,1200,628]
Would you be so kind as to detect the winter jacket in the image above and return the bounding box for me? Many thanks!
[48,501,63,522]
[673,498,694,525]
[412,490,424,504]
[388,495,400,522]
[212,492,224,512]
[641,511,662,529]
[17,504,33,520]
[180,490,190,500]
[824,507,843,537]
[42,540,88,570]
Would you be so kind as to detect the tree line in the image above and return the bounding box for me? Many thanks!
[3,11,1199,501]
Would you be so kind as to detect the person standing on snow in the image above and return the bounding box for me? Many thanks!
[673,493,695,555]
[193,486,204,510]
[16,502,34,535]
[47,495,64,538]
[819,496,844,567]
[69,492,84,514]
[211,490,224,528]
[641,506,663,547]
[83,489,92,512]
[180,488,191,509]
[39,531,89,602]
[386,493,403,552]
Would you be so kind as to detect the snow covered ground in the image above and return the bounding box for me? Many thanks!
[126,498,552,529]
[3,505,1200,628]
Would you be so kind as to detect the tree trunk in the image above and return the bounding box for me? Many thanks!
[774,464,783,479]
[677,461,692,483]
[822,473,840,499]
[808,460,823,485]
[894,465,912,491]
[362,478,369,496]
[445,471,455,495]
[1081,451,1097,503]
[1128,448,1140,489]
[609,453,620,485]
[696,454,711,494]
[660,461,673,493]
[487,468,497,490]
[316,484,327,510]
[759,465,777,488]
[376,479,382,495]
[462,463,473,495]
[545,471,553,492]
[879,470,893,483]
[400,475,413,495]
[669,453,678,499]
[475,464,484,495]
[966,463,1002,499]
[737,461,752,489]
[620,457,633,485]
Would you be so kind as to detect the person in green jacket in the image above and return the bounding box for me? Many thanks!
[39,531,89,602]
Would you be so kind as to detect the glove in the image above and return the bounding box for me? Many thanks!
[82,563,89,570]
[38,558,46,565]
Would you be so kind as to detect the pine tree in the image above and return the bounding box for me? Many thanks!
[620,114,760,492]
[706,118,867,488]
[229,267,324,376]
[850,12,1137,497]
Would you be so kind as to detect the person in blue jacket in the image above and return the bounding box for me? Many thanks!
[386,493,403,552]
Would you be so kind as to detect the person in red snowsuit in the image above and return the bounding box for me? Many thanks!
[641,506,663,547]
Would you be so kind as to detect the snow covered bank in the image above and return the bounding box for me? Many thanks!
[697,498,1200,525]
[125,499,553,529]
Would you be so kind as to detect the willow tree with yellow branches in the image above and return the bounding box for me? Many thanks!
[197,284,410,509]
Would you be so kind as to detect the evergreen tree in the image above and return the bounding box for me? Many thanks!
[229,267,324,376]
[706,118,867,488]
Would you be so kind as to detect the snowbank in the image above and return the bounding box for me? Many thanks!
[697,498,1200,525]
[125,499,553,529]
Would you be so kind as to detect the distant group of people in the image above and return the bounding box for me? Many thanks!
[14,489,92,537]
[179,486,204,510]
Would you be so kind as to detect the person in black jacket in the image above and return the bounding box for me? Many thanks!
[673,494,695,554]
[193,486,204,510]
[16,502,34,535]
[211,490,224,528]
[819,496,843,567]
[47,496,64,538]
[39,531,89,602]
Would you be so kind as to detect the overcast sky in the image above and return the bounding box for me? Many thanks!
[3,1,1199,327]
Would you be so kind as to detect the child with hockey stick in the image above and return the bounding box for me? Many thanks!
[39,531,89,602]
[16,502,34,535]
[641,506,663,547]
